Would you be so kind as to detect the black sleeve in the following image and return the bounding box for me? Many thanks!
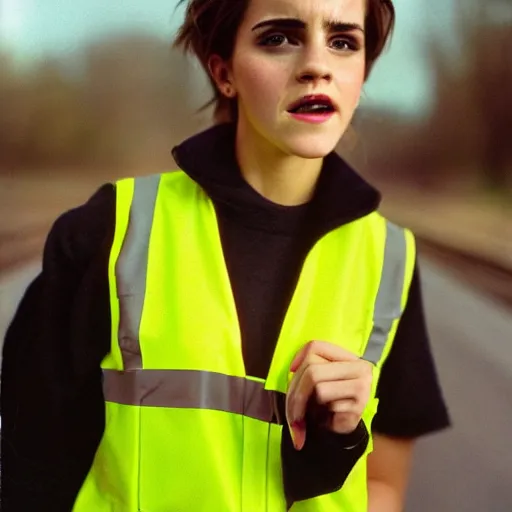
[282,417,368,508]
[1,184,115,511]
[372,263,451,438]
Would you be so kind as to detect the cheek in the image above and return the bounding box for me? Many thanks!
[233,55,289,108]
[335,64,365,105]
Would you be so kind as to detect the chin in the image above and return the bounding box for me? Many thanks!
[282,132,342,159]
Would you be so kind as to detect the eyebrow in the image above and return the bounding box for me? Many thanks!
[251,17,365,34]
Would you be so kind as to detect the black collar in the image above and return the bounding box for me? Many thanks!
[172,123,381,236]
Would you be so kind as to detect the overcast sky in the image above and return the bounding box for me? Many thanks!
[0,0,457,115]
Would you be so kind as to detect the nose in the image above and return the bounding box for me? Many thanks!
[296,43,333,85]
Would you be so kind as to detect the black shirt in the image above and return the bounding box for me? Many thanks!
[1,123,450,510]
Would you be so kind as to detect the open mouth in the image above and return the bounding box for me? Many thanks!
[287,95,336,114]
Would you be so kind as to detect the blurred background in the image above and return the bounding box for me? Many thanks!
[1,0,511,509]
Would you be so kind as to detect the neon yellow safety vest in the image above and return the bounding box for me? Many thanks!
[73,170,415,511]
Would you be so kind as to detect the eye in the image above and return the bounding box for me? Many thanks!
[258,33,293,47]
[330,37,360,52]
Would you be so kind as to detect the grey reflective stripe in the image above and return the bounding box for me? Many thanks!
[116,175,161,370]
[103,369,285,425]
[363,221,407,365]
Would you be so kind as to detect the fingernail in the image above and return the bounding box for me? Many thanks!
[290,419,306,450]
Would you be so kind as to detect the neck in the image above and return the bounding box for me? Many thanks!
[235,123,323,206]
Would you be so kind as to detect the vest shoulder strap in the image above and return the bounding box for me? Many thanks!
[363,215,415,366]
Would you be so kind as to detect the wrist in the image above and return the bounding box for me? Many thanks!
[307,415,369,451]
[326,420,369,450]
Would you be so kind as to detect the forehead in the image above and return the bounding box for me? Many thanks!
[243,0,366,24]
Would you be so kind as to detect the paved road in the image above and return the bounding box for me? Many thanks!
[406,261,512,511]
[1,259,512,510]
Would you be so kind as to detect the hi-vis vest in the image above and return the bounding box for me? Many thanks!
[74,171,415,512]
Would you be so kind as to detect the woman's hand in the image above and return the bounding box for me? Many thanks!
[286,340,373,450]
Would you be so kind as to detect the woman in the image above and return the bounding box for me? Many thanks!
[1,0,450,510]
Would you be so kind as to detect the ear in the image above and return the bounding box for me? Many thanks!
[208,54,237,98]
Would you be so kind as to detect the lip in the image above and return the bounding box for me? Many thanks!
[286,94,338,113]
[288,111,335,124]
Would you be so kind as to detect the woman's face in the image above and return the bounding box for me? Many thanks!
[228,0,366,159]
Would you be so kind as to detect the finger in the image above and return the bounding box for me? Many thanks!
[290,340,359,372]
[290,342,326,373]
[287,352,328,407]
[289,360,367,421]
[329,398,358,414]
[330,412,361,435]
[287,357,328,425]
[306,360,369,383]
[286,354,328,451]
[315,379,362,405]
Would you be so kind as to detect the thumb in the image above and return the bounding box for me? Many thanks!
[289,418,306,451]
[290,345,309,373]
[285,372,307,450]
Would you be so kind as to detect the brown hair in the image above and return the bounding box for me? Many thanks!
[174,0,395,122]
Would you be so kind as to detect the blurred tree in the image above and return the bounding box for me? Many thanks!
[0,52,31,170]
[469,22,512,189]
[348,1,512,194]
[22,60,88,169]
[422,1,512,190]
[82,33,197,171]
[0,33,200,173]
